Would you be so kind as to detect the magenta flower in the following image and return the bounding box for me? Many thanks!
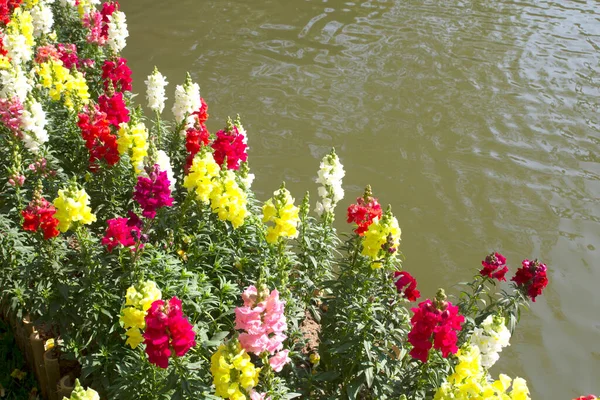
[133,165,174,219]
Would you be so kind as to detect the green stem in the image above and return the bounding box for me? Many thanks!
[155,111,162,148]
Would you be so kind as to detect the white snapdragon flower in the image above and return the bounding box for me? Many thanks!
[241,172,255,190]
[4,34,33,66]
[107,11,128,53]
[155,150,176,191]
[314,149,345,217]
[59,0,76,6]
[145,67,168,114]
[31,2,54,37]
[469,314,511,369]
[20,100,48,153]
[0,67,32,102]
[172,74,200,128]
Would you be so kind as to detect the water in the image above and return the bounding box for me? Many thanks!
[122,0,600,397]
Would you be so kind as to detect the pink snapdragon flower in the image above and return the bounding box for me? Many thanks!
[269,349,291,372]
[0,97,23,135]
[235,285,291,371]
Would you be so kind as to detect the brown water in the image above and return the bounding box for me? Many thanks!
[122,0,600,397]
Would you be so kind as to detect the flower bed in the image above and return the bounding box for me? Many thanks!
[0,1,596,399]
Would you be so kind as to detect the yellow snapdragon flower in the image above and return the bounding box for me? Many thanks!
[22,0,40,10]
[434,346,531,400]
[63,379,99,400]
[210,341,260,400]
[7,8,34,47]
[120,281,161,349]
[262,185,300,244]
[183,152,220,204]
[209,170,248,229]
[361,207,401,269]
[117,122,149,174]
[35,60,90,111]
[53,187,96,232]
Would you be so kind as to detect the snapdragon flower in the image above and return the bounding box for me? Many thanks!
[209,170,248,229]
[21,196,60,239]
[408,290,464,363]
[172,73,200,127]
[512,259,549,302]
[64,379,100,400]
[35,60,90,110]
[145,67,168,114]
[183,151,220,204]
[235,285,288,358]
[347,185,382,236]
[117,122,149,173]
[315,148,345,217]
[31,0,53,37]
[133,165,174,219]
[262,185,300,244]
[20,99,48,153]
[210,340,261,400]
[53,186,96,232]
[434,346,531,400]
[106,10,128,53]
[155,150,176,191]
[0,66,32,102]
[469,314,511,369]
[4,8,34,66]
[144,297,196,368]
[361,206,401,268]
[120,281,161,349]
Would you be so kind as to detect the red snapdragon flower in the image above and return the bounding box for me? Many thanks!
[102,58,132,92]
[98,92,130,128]
[78,107,120,171]
[394,271,420,301]
[101,214,142,252]
[184,123,210,172]
[211,124,248,170]
[347,188,382,236]
[191,97,209,124]
[167,297,197,356]
[512,259,548,302]
[57,43,79,70]
[100,1,118,39]
[144,297,196,368]
[480,252,509,281]
[21,197,60,239]
[0,0,22,25]
[408,297,464,363]
[573,396,597,400]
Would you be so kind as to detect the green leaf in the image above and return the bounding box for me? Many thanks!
[346,375,365,400]
[313,371,341,382]
[364,366,374,388]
